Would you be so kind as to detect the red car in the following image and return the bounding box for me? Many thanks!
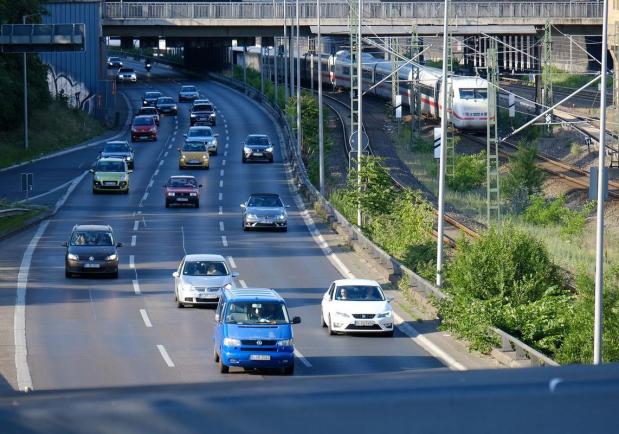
[131,115,158,142]
[164,175,202,208]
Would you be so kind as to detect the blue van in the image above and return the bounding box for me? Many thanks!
[213,288,301,375]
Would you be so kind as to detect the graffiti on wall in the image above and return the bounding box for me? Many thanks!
[46,66,95,113]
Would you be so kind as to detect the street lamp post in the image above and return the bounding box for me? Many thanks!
[296,0,301,154]
[22,15,30,150]
[283,0,289,101]
[317,0,324,195]
[356,0,362,227]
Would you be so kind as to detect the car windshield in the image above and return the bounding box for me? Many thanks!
[168,177,197,188]
[133,117,154,126]
[158,98,173,104]
[182,142,207,152]
[119,68,134,73]
[145,92,160,98]
[224,301,289,325]
[181,86,196,92]
[193,104,213,112]
[96,160,125,172]
[140,108,157,115]
[188,128,212,138]
[459,88,487,100]
[246,136,270,146]
[109,57,120,62]
[70,231,114,247]
[183,261,229,276]
[103,143,129,153]
[247,195,283,208]
[335,285,385,301]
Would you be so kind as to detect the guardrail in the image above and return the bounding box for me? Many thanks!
[104,2,602,21]
[209,71,559,368]
[0,208,30,218]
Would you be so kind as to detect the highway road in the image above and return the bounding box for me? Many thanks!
[0,59,446,392]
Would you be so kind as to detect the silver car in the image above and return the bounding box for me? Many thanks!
[172,254,238,307]
[184,126,219,155]
[240,193,289,232]
[117,67,137,83]
[178,85,199,102]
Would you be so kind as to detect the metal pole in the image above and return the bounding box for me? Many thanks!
[260,45,265,98]
[275,44,279,107]
[296,0,302,153]
[23,15,29,151]
[243,46,247,93]
[284,0,289,101]
[356,0,362,227]
[318,0,324,195]
[594,0,609,365]
[436,0,449,288]
[290,3,295,101]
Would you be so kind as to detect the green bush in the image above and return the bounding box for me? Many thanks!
[523,195,595,238]
[447,151,486,192]
[556,267,619,364]
[439,225,569,353]
[502,140,544,199]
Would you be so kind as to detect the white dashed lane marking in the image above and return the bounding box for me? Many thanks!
[133,220,139,231]
[157,345,175,367]
[140,309,153,328]
[294,349,313,368]
[131,235,137,247]
[219,193,223,201]
[148,180,154,188]
[219,221,224,232]
[228,256,236,268]
[220,169,224,177]
[132,280,141,295]
[129,255,135,269]
[221,236,228,247]
[219,180,223,188]
[219,206,223,215]
[239,279,247,288]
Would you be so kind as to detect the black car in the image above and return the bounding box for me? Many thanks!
[107,56,123,68]
[142,91,162,107]
[190,101,216,126]
[156,96,178,116]
[242,134,274,163]
[99,140,135,169]
[63,225,122,278]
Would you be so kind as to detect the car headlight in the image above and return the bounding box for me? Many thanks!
[223,283,232,290]
[126,156,132,161]
[167,192,175,196]
[223,338,241,347]
[105,253,118,261]
[243,146,252,153]
[180,155,186,160]
[266,146,274,152]
[181,282,194,292]
[246,213,258,219]
[190,113,196,118]
[277,213,286,220]
[172,105,177,110]
[212,139,217,146]
[202,155,208,160]
[335,312,350,318]
[67,253,79,261]
[189,192,197,197]
[210,113,216,118]
[377,310,392,318]
[277,339,293,347]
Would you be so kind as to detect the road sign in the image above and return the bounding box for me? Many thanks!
[349,130,369,151]
[21,172,33,199]
[433,127,441,159]
[395,95,402,119]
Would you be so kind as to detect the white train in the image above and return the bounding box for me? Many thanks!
[232,46,489,130]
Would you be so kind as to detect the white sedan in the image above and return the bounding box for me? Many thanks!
[321,279,394,336]
[173,254,238,308]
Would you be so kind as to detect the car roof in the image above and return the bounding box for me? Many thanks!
[170,175,197,180]
[181,85,196,89]
[184,254,226,262]
[224,288,284,302]
[332,279,382,287]
[193,99,210,104]
[134,115,154,120]
[247,134,268,138]
[145,91,161,95]
[249,192,280,197]
[72,224,113,232]
[158,96,173,101]
[97,157,125,162]
[105,140,129,146]
[188,126,211,131]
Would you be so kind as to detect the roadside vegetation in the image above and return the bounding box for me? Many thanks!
[0,1,105,169]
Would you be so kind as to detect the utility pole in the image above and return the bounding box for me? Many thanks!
[274,43,279,107]
[445,9,455,178]
[260,45,265,98]
[290,2,295,102]
[542,20,553,135]
[317,0,325,195]
[284,0,289,101]
[356,0,363,227]
[296,0,302,154]
[410,26,421,140]
[243,45,248,93]
[486,37,501,224]
[391,37,399,108]
[310,37,315,93]
[22,15,29,150]
[436,0,449,288]
[349,0,360,177]
[593,0,609,366]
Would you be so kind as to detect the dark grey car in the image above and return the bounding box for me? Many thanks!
[242,134,274,163]
[63,225,122,278]
[240,193,288,231]
[99,141,135,169]
[156,97,178,116]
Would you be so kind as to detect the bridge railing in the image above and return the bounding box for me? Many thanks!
[104,2,602,20]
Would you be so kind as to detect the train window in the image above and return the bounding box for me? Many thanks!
[459,88,488,100]
[343,67,350,75]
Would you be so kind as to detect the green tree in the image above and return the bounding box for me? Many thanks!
[502,140,544,199]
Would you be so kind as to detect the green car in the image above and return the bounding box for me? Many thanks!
[91,157,131,194]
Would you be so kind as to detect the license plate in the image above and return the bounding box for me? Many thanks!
[84,263,100,269]
[253,152,263,157]
[103,181,116,186]
[262,220,273,224]
[189,160,199,164]
[355,320,375,327]
[250,355,271,361]
[176,198,188,202]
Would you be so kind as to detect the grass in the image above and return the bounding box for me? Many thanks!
[520,66,612,90]
[0,209,43,234]
[0,100,105,169]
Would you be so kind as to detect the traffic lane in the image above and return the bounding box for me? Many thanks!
[24,93,182,389]
[202,80,446,374]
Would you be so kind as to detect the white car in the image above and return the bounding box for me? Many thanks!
[184,126,219,155]
[321,279,394,336]
[173,254,238,307]
[117,67,137,83]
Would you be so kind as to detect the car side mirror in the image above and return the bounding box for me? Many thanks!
[177,148,181,152]
[89,169,94,173]
[387,297,394,303]
[240,204,246,208]
[285,205,291,208]
[127,170,133,174]
[214,313,220,322]
[198,184,203,188]
[62,242,68,247]
[231,271,239,278]
[172,271,179,278]
[116,242,123,247]
[183,134,187,138]
[292,316,301,325]
[214,133,220,137]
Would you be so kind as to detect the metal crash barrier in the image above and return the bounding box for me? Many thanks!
[0,23,85,53]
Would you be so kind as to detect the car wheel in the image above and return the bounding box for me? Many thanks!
[205,165,209,170]
[111,271,119,279]
[92,189,98,195]
[123,189,129,195]
[219,356,229,374]
[269,157,274,163]
[328,315,336,336]
[242,157,246,164]
[320,311,327,328]
[195,200,200,208]
[280,226,288,232]
[177,301,184,308]
[282,363,294,376]
[213,150,218,156]
[213,348,220,363]
[165,201,170,208]
[179,166,183,170]
[65,270,71,278]
[384,329,394,337]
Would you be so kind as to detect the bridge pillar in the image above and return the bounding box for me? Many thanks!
[139,37,158,49]
[184,38,232,72]
[120,37,133,50]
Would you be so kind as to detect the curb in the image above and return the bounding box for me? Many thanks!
[0,208,53,242]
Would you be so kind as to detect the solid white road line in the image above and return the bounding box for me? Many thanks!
[220,169,224,177]
[14,220,49,392]
[221,236,228,247]
[129,255,135,269]
[218,193,223,201]
[131,235,137,247]
[53,171,88,214]
[164,151,168,157]
[181,225,187,255]
[154,169,159,176]
[239,279,247,288]
[148,180,154,188]
[294,349,312,368]
[133,220,139,231]
[132,280,141,295]
[219,221,225,232]
[219,180,223,188]
[159,160,164,166]
[141,192,149,202]
[228,256,237,268]
[218,206,223,215]
[157,345,175,367]
[140,309,153,328]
